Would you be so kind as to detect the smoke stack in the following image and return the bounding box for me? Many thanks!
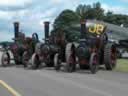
[80,20,87,39]
[14,22,19,39]
[44,21,50,40]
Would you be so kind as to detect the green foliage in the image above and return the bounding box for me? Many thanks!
[92,2,104,20]
[76,2,104,20]
[54,9,79,29]
[104,12,128,27]
[116,59,128,72]
[53,9,80,42]
[76,4,92,19]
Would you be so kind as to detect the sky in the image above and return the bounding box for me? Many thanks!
[0,0,128,42]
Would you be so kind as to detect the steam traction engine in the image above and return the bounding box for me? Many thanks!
[1,22,39,67]
[30,21,69,69]
[29,22,59,69]
[54,20,117,74]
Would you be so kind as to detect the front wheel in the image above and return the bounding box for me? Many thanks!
[31,53,40,69]
[1,52,10,67]
[89,53,99,74]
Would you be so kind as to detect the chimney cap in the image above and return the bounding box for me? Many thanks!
[14,22,19,26]
[14,21,19,24]
[44,21,50,25]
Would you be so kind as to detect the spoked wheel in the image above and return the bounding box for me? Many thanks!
[65,43,76,72]
[54,53,61,71]
[104,43,117,70]
[89,53,99,74]
[22,51,30,68]
[31,53,40,69]
[1,52,10,67]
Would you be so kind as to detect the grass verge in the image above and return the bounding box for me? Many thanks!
[115,59,128,72]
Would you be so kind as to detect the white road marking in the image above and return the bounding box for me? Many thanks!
[0,80,22,96]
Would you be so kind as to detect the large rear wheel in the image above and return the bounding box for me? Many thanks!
[65,43,76,72]
[104,43,117,70]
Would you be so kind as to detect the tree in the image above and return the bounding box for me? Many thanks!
[76,4,94,20]
[53,9,80,42]
[92,2,104,20]
[75,2,104,20]
[54,9,79,29]
[104,12,128,27]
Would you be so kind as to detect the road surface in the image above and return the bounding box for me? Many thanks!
[0,66,128,96]
[0,51,128,96]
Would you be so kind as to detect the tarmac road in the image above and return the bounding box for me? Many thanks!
[0,51,128,96]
